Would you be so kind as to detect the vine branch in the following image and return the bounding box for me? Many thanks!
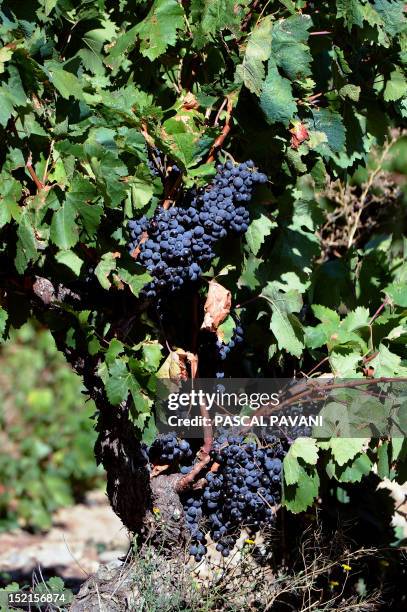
[207,97,233,163]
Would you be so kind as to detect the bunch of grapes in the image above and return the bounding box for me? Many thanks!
[180,433,287,561]
[128,161,267,297]
[216,324,244,361]
[147,147,181,179]
[148,433,193,464]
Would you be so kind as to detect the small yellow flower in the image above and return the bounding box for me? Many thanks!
[330,581,339,588]
[341,564,351,572]
[379,559,389,567]
[245,538,255,545]
[153,507,161,515]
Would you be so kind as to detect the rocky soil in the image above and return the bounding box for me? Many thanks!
[0,491,129,591]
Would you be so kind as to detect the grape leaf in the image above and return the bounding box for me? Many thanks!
[55,250,83,276]
[95,253,118,290]
[329,438,368,466]
[342,306,370,331]
[44,62,85,101]
[260,58,297,126]
[384,69,407,102]
[116,267,152,297]
[0,306,8,339]
[311,109,347,155]
[245,214,276,255]
[336,0,366,29]
[385,283,407,307]
[50,201,79,250]
[105,360,131,405]
[271,14,312,81]
[15,212,38,274]
[339,84,361,101]
[135,0,184,61]
[370,344,407,377]
[284,438,319,486]
[235,16,273,96]
[261,283,304,357]
[284,464,319,513]
[191,0,248,38]
[325,452,372,482]
[330,351,362,377]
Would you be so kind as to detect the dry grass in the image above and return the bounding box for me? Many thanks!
[68,520,386,611]
[318,133,405,261]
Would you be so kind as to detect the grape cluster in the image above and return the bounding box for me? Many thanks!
[128,161,267,297]
[148,433,193,464]
[147,147,181,179]
[216,324,244,361]
[147,147,162,178]
[285,407,312,440]
[181,434,287,561]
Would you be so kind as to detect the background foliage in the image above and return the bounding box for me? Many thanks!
[0,323,102,531]
[0,0,406,522]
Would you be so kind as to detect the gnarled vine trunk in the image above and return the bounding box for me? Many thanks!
[3,273,185,545]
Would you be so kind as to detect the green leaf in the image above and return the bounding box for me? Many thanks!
[0,45,13,74]
[15,212,37,274]
[218,315,236,344]
[311,109,347,156]
[142,342,163,372]
[374,0,406,37]
[66,176,101,236]
[106,339,125,365]
[329,438,368,466]
[284,464,319,513]
[105,357,142,409]
[326,452,372,482]
[238,254,265,290]
[342,306,370,331]
[0,306,8,339]
[0,70,27,127]
[50,201,79,250]
[130,173,155,209]
[377,441,390,478]
[370,344,407,377]
[330,351,362,377]
[191,0,248,39]
[235,16,273,96]
[116,267,152,296]
[0,174,22,228]
[44,62,85,101]
[55,250,83,276]
[260,58,297,126]
[136,0,185,61]
[39,0,57,17]
[0,84,15,127]
[278,0,296,13]
[261,283,304,357]
[95,253,118,290]
[385,283,407,307]
[284,438,319,486]
[312,304,340,325]
[271,14,313,81]
[105,359,130,405]
[339,84,361,101]
[245,214,276,255]
[384,69,407,102]
[336,0,366,29]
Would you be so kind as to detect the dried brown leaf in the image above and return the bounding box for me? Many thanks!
[201,280,232,332]
[182,92,199,110]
